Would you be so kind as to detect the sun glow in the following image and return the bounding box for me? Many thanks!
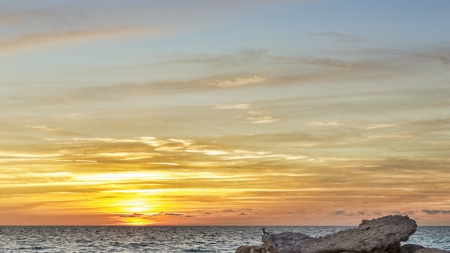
[116,199,153,213]
[121,217,153,226]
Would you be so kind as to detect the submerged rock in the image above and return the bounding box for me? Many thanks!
[415,248,448,253]
[235,245,268,253]
[302,215,417,253]
[262,232,315,253]
[401,244,425,253]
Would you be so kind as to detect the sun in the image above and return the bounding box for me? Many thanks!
[119,199,153,213]
[122,217,153,226]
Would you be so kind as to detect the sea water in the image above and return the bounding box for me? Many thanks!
[0,226,448,252]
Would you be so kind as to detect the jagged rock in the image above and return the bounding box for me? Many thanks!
[302,215,417,253]
[262,232,315,253]
[236,246,253,253]
[415,248,448,253]
[236,245,269,253]
[401,244,425,253]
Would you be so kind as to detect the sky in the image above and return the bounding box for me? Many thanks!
[0,0,449,226]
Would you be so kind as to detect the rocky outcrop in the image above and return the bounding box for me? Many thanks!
[302,215,416,253]
[401,244,425,253]
[235,215,448,253]
[262,232,315,253]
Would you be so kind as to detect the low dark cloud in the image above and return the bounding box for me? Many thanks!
[422,209,450,215]
[331,210,346,215]
[119,213,144,218]
[393,211,415,215]
[331,210,367,216]
[165,212,183,216]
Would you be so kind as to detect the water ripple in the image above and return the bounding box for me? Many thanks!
[0,226,448,252]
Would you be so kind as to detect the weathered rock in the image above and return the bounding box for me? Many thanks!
[262,232,315,253]
[302,215,417,253]
[415,248,448,253]
[236,245,269,253]
[401,244,425,253]
[236,246,253,253]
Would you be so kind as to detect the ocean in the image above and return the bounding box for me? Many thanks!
[0,226,448,252]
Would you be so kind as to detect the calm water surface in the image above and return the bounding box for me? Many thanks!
[0,226,448,252]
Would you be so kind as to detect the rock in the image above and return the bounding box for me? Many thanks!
[401,244,425,253]
[262,232,315,253]
[302,215,417,253]
[236,246,253,253]
[236,245,268,253]
[415,249,448,253]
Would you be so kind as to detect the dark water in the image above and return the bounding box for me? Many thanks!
[0,226,448,252]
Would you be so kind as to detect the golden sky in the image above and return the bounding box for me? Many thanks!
[1,0,450,226]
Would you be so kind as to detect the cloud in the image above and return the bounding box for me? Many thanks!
[148,212,165,217]
[0,27,161,55]
[222,209,234,212]
[0,14,17,25]
[119,213,144,218]
[148,162,179,166]
[331,210,367,216]
[247,110,265,115]
[307,120,343,126]
[422,209,450,215]
[239,212,247,215]
[25,125,62,131]
[310,32,365,43]
[214,104,250,109]
[393,210,415,215]
[365,124,396,130]
[165,212,183,216]
[204,76,266,87]
[247,116,280,124]
[331,210,346,215]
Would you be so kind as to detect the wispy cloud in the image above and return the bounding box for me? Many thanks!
[307,120,343,126]
[24,125,62,131]
[204,76,265,87]
[214,104,250,109]
[422,209,450,215]
[330,210,366,216]
[365,124,396,130]
[310,32,365,43]
[0,27,162,55]
[247,116,280,124]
